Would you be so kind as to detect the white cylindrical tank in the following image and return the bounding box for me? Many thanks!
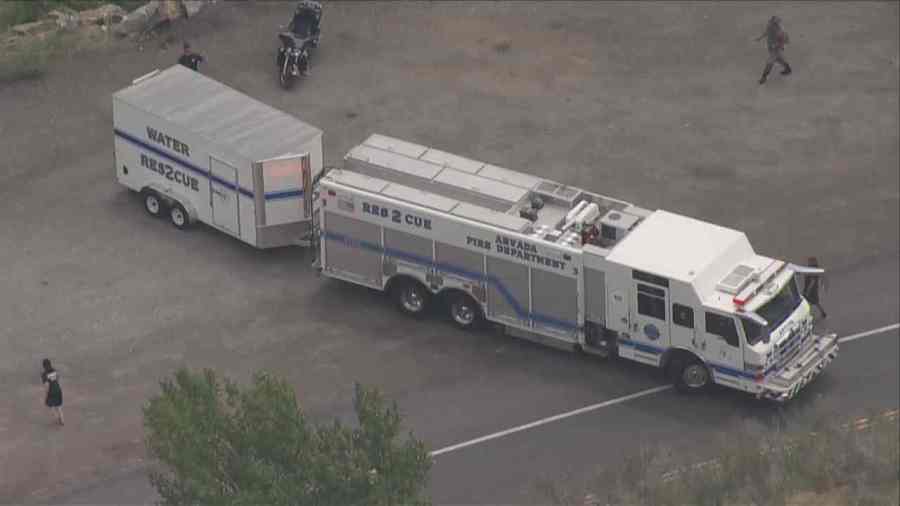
[565,200,589,223]
[575,203,601,226]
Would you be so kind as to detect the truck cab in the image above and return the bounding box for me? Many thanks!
[600,210,837,401]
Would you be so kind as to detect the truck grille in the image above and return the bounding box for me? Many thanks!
[773,327,811,372]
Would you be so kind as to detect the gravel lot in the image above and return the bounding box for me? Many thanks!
[0,1,897,502]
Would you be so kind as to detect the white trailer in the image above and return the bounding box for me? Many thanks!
[113,65,323,248]
[314,133,838,401]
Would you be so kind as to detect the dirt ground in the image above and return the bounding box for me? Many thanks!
[0,1,897,503]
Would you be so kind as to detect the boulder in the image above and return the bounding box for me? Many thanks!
[11,20,58,37]
[182,0,207,18]
[113,1,161,37]
[79,4,127,26]
[48,8,81,31]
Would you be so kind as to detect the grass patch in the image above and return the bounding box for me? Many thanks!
[1,0,143,32]
[0,33,63,84]
[542,412,900,506]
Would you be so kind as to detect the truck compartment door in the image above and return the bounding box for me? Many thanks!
[630,283,670,365]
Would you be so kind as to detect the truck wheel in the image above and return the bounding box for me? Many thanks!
[447,293,481,330]
[392,279,429,318]
[169,202,189,230]
[670,356,711,393]
[143,190,163,218]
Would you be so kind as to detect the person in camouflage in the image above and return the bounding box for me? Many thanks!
[756,16,792,84]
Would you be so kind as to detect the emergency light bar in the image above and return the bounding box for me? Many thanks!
[733,260,786,308]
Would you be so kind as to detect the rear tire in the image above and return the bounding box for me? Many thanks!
[447,292,482,330]
[143,190,163,218]
[391,279,429,318]
[169,202,189,230]
[669,355,711,393]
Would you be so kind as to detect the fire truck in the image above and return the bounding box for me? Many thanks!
[313,133,838,401]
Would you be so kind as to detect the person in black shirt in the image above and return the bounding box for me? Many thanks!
[803,256,827,318]
[178,42,204,71]
[41,358,64,426]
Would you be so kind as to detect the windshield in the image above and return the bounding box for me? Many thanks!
[741,318,767,345]
[755,277,802,331]
[292,13,315,38]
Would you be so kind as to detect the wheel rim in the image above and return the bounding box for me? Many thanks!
[451,301,475,326]
[401,287,424,313]
[145,195,159,214]
[171,208,185,227]
[683,363,709,389]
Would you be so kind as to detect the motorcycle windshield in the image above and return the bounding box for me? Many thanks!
[291,16,314,39]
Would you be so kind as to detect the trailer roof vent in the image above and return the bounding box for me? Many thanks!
[717,264,756,294]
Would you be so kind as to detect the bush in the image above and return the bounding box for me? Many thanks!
[543,412,900,506]
[143,369,432,506]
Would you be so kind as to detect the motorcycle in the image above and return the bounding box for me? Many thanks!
[276,32,312,89]
[276,4,320,89]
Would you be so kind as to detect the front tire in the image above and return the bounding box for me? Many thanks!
[669,355,711,393]
[143,190,163,218]
[391,279,429,318]
[279,59,295,89]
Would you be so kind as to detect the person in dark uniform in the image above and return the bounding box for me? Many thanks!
[803,256,827,318]
[41,358,64,426]
[178,42,204,71]
[756,16,792,84]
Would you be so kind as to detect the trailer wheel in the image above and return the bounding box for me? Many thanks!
[669,355,711,393]
[392,279,429,318]
[169,202,189,230]
[142,190,163,218]
[447,292,482,330]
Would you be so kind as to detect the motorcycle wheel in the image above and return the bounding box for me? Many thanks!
[279,59,295,89]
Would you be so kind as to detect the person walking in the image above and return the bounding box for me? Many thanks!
[41,358,64,426]
[178,41,204,72]
[756,16,792,84]
[803,256,827,318]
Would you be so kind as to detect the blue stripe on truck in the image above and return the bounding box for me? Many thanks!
[323,230,577,331]
[113,129,304,200]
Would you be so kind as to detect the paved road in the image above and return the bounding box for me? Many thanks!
[1,1,897,504]
[54,256,899,505]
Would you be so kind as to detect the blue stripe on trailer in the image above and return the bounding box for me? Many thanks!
[114,129,304,200]
[323,230,577,331]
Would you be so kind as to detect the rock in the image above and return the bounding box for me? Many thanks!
[80,4,127,26]
[11,20,58,37]
[113,1,161,37]
[48,8,81,31]
[182,0,207,18]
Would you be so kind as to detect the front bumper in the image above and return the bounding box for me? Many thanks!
[757,333,838,402]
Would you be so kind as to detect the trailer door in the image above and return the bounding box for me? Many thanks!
[210,156,240,234]
[257,153,313,227]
